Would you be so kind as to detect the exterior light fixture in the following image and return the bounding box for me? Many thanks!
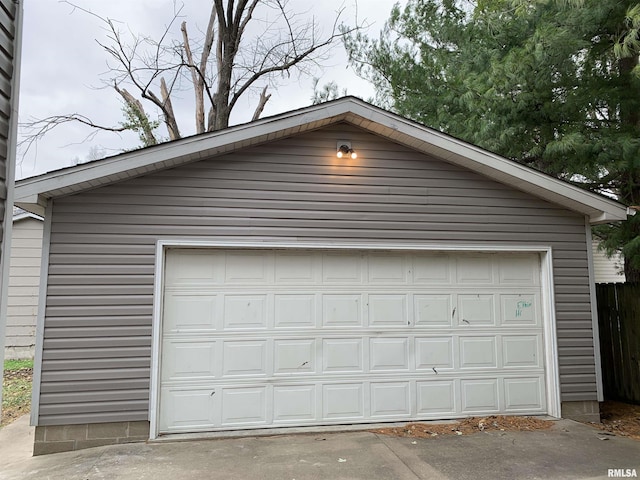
[336,141,357,159]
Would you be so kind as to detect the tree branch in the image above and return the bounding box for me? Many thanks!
[19,114,128,157]
[159,77,181,140]
[252,85,271,120]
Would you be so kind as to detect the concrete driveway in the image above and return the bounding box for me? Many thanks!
[1,415,639,480]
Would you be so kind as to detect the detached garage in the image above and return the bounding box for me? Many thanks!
[15,98,631,454]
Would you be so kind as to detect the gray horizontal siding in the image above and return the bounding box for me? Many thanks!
[5,217,43,359]
[39,123,596,425]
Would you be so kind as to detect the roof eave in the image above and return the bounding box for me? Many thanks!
[15,97,630,224]
[15,101,355,204]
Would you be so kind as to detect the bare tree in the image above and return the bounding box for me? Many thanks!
[21,1,361,151]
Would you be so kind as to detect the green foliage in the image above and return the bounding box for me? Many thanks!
[120,102,160,147]
[311,78,348,104]
[2,359,33,426]
[3,359,33,371]
[345,0,640,278]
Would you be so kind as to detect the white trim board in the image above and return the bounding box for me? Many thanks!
[12,211,43,223]
[15,98,630,225]
[30,200,53,426]
[585,219,604,402]
[148,239,561,439]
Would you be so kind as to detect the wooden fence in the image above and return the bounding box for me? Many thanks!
[596,283,640,404]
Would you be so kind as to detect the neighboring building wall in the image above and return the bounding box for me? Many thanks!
[5,216,43,359]
[0,0,20,280]
[0,1,22,368]
[592,240,625,284]
[37,124,596,427]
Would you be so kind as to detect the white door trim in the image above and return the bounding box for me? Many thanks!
[585,219,604,402]
[148,239,561,439]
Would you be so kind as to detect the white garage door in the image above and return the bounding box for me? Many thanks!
[158,248,547,434]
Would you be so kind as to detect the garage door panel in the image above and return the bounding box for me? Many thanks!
[274,339,316,375]
[274,294,316,328]
[165,250,222,286]
[501,294,539,325]
[503,377,544,411]
[458,294,495,326]
[162,339,217,381]
[456,256,494,284]
[223,295,267,329]
[368,294,408,326]
[322,294,362,327]
[368,253,408,284]
[412,255,452,284]
[221,386,268,425]
[502,335,542,368]
[323,338,363,373]
[275,252,315,283]
[323,383,364,419]
[224,252,269,283]
[160,249,548,434]
[417,380,456,414]
[370,338,409,371]
[322,253,363,283]
[498,255,538,286]
[273,385,316,422]
[163,293,218,331]
[371,382,411,417]
[160,386,217,431]
[222,340,267,377]
[415,337,454,370]
[414,295,451,326]
[459,337,497,368]
[461,379,499,413]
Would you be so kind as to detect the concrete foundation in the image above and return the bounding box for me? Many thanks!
[33,420,149,456]
[3,346,34,360]
[561,400,601,424]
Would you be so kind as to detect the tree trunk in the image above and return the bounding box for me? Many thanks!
[624,258,640,283]
[213,49,234,130]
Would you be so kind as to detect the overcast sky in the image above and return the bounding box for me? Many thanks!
[17,0,400,179]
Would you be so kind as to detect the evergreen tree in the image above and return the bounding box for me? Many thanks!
[345,0,640,280]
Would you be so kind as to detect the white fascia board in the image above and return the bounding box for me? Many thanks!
[343,102,628,224]
[12,211,43,223]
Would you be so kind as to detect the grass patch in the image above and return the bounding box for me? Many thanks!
[4,359,33,371]
[2,359,33,427]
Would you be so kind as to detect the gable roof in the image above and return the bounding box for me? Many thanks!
[15,97,631,224]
